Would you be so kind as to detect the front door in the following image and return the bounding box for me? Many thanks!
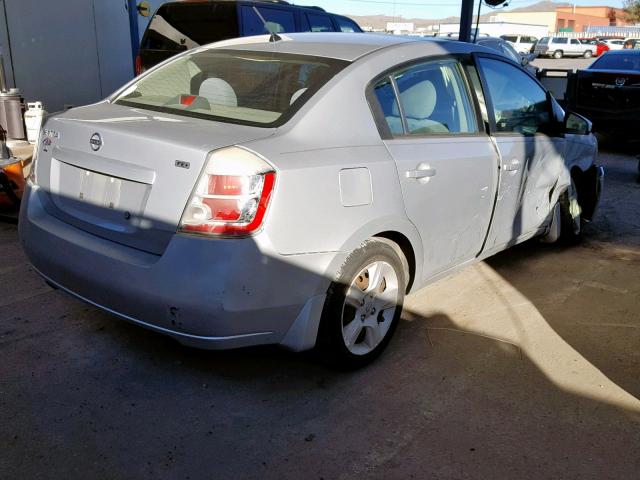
[371,58,498,279]
[476,56,565,250]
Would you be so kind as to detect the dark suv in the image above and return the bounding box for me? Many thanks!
[137,0,363,74]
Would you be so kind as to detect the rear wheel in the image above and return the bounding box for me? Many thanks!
[553,50,563,59]
[317,239,406,369]
[583,50,593,59]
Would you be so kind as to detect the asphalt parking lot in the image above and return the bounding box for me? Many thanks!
[532,55,595,71]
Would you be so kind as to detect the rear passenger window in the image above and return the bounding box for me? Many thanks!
[373,60,477,137]
[372,77,403,136]
[307,13,335,32]
[554,37,568,44]
[240,6,296,36]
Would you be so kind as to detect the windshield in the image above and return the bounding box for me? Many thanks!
[591,53,640,71]
[538,37,549,45]
[115,49,348,127]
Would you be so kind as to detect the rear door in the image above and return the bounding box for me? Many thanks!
[475,55,565,250]
[370,57,498,278]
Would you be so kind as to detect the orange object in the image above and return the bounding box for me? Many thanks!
[0,159,25,207]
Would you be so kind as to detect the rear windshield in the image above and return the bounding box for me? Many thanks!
[142,3,239,52]
[538,37,549,45]
[591,53,640,71]
[115,49,348,127]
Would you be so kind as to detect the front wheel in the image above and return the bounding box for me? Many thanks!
[583,50,593,59]
[553,50,563,59]
[317,239,406,369]
[559,181,582,243]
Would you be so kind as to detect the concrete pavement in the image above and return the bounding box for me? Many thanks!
[1,144,639,479]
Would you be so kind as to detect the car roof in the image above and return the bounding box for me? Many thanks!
[206,32,476,61]
[159,0,329,13]
[603,49,640,55]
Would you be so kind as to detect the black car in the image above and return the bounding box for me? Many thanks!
[567,50,640,139]
[137,0,363,74]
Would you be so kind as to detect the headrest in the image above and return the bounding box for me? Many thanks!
[392,80,437,119]
[199,78,237,107]
[290,88,308,105]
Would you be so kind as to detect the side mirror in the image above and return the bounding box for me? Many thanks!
[521,52,537,66]
[565,111,592,135]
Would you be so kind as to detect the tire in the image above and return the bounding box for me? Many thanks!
[553,50,563,59]
[583,50,592,59]
[317,239,406,369]
[559,180,582,244]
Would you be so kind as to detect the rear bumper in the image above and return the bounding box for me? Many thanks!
[19,185,341,350]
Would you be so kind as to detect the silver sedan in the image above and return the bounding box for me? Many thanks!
[20,33,603,368]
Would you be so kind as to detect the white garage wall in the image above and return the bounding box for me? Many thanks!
[0,0,134,112]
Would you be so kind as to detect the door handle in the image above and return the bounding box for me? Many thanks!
[406,163,436,180]
[502,160,520,172]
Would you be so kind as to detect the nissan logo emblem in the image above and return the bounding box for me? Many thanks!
[90,133,103,151]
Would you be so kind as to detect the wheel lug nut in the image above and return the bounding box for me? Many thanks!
[361,314,366,321]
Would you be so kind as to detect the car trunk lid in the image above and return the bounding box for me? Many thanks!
[37,102,275,255]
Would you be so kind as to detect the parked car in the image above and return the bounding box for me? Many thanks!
[20,34,603,368]
[534,37,596,59]
[603,39,625,50]
[476,36,538,75]
[567,49,640,139]
[579,38,609,56]
[500,34,538,54]
[137,0,363,74]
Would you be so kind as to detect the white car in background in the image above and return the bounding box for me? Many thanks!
[500,34,538,54]
[603,39,625,50]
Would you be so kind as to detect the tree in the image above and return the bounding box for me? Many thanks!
[624,0,640,24]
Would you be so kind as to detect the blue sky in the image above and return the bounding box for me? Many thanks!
[292,0,625,20]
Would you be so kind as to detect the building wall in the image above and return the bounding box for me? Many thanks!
[556,6,629,26]
[495,12,558,33]
[0,0,135,112]
[555,12,610,32]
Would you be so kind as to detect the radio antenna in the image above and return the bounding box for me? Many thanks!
[252,7,282,43]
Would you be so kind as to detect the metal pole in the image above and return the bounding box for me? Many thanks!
[0,54,7,92]
[459,0,476,43]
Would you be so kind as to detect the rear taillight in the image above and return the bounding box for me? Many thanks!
[178,147,276,238]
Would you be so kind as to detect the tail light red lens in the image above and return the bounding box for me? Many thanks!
[179,147,276,237]
[135,54,143,76]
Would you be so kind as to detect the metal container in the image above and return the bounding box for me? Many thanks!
[0,89,26,140]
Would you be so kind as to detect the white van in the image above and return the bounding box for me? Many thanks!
[500,34,538,54]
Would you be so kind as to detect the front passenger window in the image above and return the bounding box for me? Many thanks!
[478,58,550,135]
